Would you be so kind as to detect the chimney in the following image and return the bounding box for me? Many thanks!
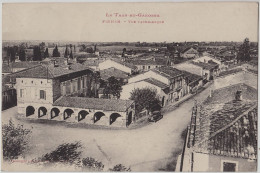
[66,65,72,70]
[54,60,58,67]
[209,88,212,97]
[235,90,242,101]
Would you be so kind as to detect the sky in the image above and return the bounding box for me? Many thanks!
[2,2,259,42]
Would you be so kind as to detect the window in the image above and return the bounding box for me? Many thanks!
[40,90,46,100]
[20,89,24,98]
[221,160,238,172]
[143,66,145,69]
[148,66,150,69]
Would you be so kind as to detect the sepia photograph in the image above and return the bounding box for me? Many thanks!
[1,2,258,172]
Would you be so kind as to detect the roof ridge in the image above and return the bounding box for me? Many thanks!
[196,102,257,147]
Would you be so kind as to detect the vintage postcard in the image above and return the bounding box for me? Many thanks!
[1,2,258,172]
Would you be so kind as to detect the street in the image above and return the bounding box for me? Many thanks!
[2,71,257,172]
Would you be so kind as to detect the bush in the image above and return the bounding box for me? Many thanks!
[38,142,82,165]
[109,164,131,172]
[82,157,104,171]
[130,87,160,114]
[2,119,31,161]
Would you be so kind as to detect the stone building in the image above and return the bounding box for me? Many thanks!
[181,47,199,59]
[15,62,135,127]
[127,66,190,105]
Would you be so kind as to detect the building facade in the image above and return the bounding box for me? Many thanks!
[15,63,135,127]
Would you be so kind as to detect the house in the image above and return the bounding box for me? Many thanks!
[120,78,169,107]
[217,50,236,61]
[177,83,257,172]
[191,61,219,80]
[14,62,135,127]
[175,61,219,81]
[100,67,129,83]
[82,58,105,70]
[193,56,222,65]
[99,59,137,74]
[182,70,203,94]
[193,56,225,72]
[128,66,189,105]
[127,57,172,72]
[181,47,199,59]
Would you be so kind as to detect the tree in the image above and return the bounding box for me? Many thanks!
[44,48,49,58]
[122,48,127,57]
[18,48,26,61]
[64,45,69,57]
[104,76,122,99]
[79,44,86,52]
[38,142,82,165]
[130,88,160,114]
[39,42,46,58]
[109,164,131,172]
[2,119,32,161]
[53,45,60,57]
[86,47,94,53]
[91,72,100,98]
[69,50,73,59]
[9,47,16,62]
[82,157,104,171]
[33,46,42,61]
[237,38,251,62]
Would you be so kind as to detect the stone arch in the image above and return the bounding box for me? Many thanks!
[93,112,105,123]
[26,106,35,117]
[64,109,74,120]
[110,113,122,125]
[78,110,89,122]
[38,107,47,118]
[51,107,60,119]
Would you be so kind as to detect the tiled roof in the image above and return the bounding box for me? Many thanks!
[152,66,183,79]
[83,59,105,66]
[100,67,129,80]
[53,96,134,112]
[143,78,169,89]
[111,59,138,70]
[2,64,12,73]
[14,63,93,79]
[10,61,48,69]
[128,58,167,66]
[181,47,198,54]
[189,83,258,159]
[191,61,219,70]
[182,70,202,84]
[194,101,257,159]
[204,83,257,104]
